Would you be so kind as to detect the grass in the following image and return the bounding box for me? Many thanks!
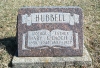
[0,0,100,68]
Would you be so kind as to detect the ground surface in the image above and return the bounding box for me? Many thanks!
[0,0,100,68]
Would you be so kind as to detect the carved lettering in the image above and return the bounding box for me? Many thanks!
[27,29,73,47]
[22,12,79,25]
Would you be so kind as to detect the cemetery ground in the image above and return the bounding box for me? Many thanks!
[0,0,100,68]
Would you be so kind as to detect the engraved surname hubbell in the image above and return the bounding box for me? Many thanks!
[22,13,79,25]
[17,6,83,57]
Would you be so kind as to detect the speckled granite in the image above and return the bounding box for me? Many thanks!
[17,6,83,57]
[12,45,92,68]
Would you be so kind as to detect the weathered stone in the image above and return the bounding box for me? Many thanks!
[12,45,92,68]
[17,6,83,57]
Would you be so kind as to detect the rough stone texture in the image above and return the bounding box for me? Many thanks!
[17,6,83,57]
[12,45,92,68]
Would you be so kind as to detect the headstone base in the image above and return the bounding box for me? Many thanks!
[12,45,92,68]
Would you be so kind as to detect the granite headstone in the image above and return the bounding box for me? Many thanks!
[17,6,83,57]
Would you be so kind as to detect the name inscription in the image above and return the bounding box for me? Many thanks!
[22,12,79,26]
[27,29,73,47]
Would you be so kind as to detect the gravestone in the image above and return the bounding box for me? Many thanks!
[12,6,92,68]
[17,6,83,57]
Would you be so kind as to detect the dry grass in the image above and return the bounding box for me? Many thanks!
[0,0,100,68]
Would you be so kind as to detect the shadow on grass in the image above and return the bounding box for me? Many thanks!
[0,37,17,67]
